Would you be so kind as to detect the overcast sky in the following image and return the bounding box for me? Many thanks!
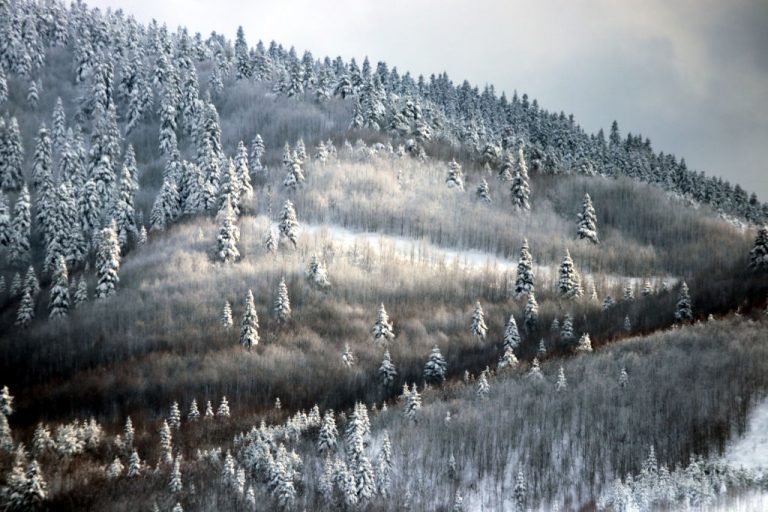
[90,0,768,200]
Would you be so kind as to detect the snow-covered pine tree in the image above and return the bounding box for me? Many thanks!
[373,303,395,343]
[514,239,535,297]
[514,470,527,512]
[150,175,180,232]
[48,255,69,319]
[674,281,693,323]
[278,200,299,247]
[446,159,464,190]
[619,367,629,388]
[524,292,539,331]
[26,80,39,108]
[1,117,25,191]
[264,228,278,255]
[749,225,768,272]
[476,177,491,203]
[217,396,230,417]
[306,254,331,289]
[16,288,35,327]
[623,282,635,302]
[73,278,88,307]
[423,345,447,384]
[234,141,253,200]
[169,402,181,430]
[498,346,519,370]
[169,456,182,494]
[577,193,599,243]
[476,368,490,399]
[95,221,121,298]
[603,295,615,310]
[204,401,214,419]
[159,420,173,465]
[106,457,124,479]
[404,383,421,421]
[8,185,31,266]
[127,450,141,477]
[221,301,233,330]
[623,315,632,332]
[250,135,265,173]
[274,278,291,323]
[560,313,575,341]
[216,201,240,263]
[575,333,593,353]
[471,300,488,341]
[378,350,397,388]
[0,192,9,247]
[503,314,521,352]
[240,290,260,349]
[342,343,355,367]
[318,411,338,456]
[510,147,531,211]
[556,366,567,391]
[123,417,135,449]
[188,399,200,421]
[537,339,547,359]
[558,249,583,299]
[51,97,67,152]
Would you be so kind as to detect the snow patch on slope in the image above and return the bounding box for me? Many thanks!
[725,397,768,472]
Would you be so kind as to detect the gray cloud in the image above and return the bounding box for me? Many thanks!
[93,0,768,199]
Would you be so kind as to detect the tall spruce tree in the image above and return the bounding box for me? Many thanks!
[48,255,70,319]
[577,193,599,244]
[240,289,260,349]
[95,221,121,299]
[514,239,535,297]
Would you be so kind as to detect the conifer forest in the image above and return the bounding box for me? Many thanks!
[0,1,767,510]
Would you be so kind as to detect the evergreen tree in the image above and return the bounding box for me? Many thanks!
[169,402,181,431]
[378,350,397,388]
[674,282,693,323]
[234,141,253,199]
[112,166,137,247]
[95,221,121,299]
[510,147,531,210]
[560,313,575,341]
[556,366,567,391]
[471,300,488,341]
[16,288,35,327]
[240,290,260,349]
[0,192,10,247]
[603,295,615,310]
[373,303,395,342]
[558,249,583,299]
[31,125,53,191]
[537,338,547,358]
[26,80,39,109]
[476,368,490,399]
[575,333,593,353]
[188,399,200,421]
[274,278,291,323]
[318,411,338,456]
[8,185,31,266]
[503,314,521,352]
[476,177,491,203]
[150,175,180,232]
[749,225,768,272]
[48,256,69,319]
[623,282,635,302]
[514,239,535,297]
[498,346,519,370]
[514,470,527,511]
[642,279,653,296]
[159,420,172,465]
[51,98,67,152]
[423,345,447,384]
[216,201,240,263]
[221,301,233,329]
[278,200,299,247]
[342,343,355,367]
[73,278,88,307]
[1,117,24,191]
[169,456,182,494]
[404,383,421,421]
[264,228,278,255]
[127,450,141,477]
[623,315,632,332]
[524,292,539,331]
[446,159,464,190]
[577,193,599,243]
[306,254,331,289]
[619,367,629,388]
[106,457,123,479]
[250,135,265,173]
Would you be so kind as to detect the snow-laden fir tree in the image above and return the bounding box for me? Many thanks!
[205,401,214,419]
[556,366,567,391]
[306,254,331,289]
[127,450,141,477]
[404,383,421,421]
[446,159,464,190]
[749,225,768,272]
[674,281,693,323]
[0,193,10,247]
[25,267,40,298]
[0,387,13,417]
[561,313,575,341]
[112,166,137,247]
[278,199,299,247]
[221,301,233,330]
[558,249,583,299]
[240,290,260,350]
[476,368,490,400]
[26,80,39,108]
[424,345,447,384]
[510,147,530,211]
[577,192,599,243]
[537,338,547,359]
[318,411,338,456]
[503,314,521,352]
[453,490,465,512]
[169,456,182,494]
[48,255,69,319]
[373,303,395,343]
[342,343,355,367]
[476,177,491,203]
[234,140,253,199]
[378,350,397,388]
[376,431,392,497]
[216,201,240,263]
[575,333,593,353]
[471,300,488,341]
[524,292,539,331]
[9,274,21,297]
[0,413,12,452]
[8,185,31,266]
[250,134,265,172]
[149,175,180,232]
[624,315,632,332]
[51,97,67,152]
[619,367,629,388]
[188,400,200,421]
[603,295,615,310]
[264,227,278,255]
[514,239,535,297]
[106,457,124,479]
[498,346,519,370]
[217,396,231,418]
[123,417,135,449]
[31,423,53,455]
[159,420,173,465]
[169,402,181,430]
[95,221,121,299]
[16,288,35,327]
[514,470,527,512]
[623,282,635,302]
[551,317,560,333]
[1,117,25,191]
[274,278,291,323]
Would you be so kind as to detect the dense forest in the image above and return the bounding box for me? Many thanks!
[0,0,767,510]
